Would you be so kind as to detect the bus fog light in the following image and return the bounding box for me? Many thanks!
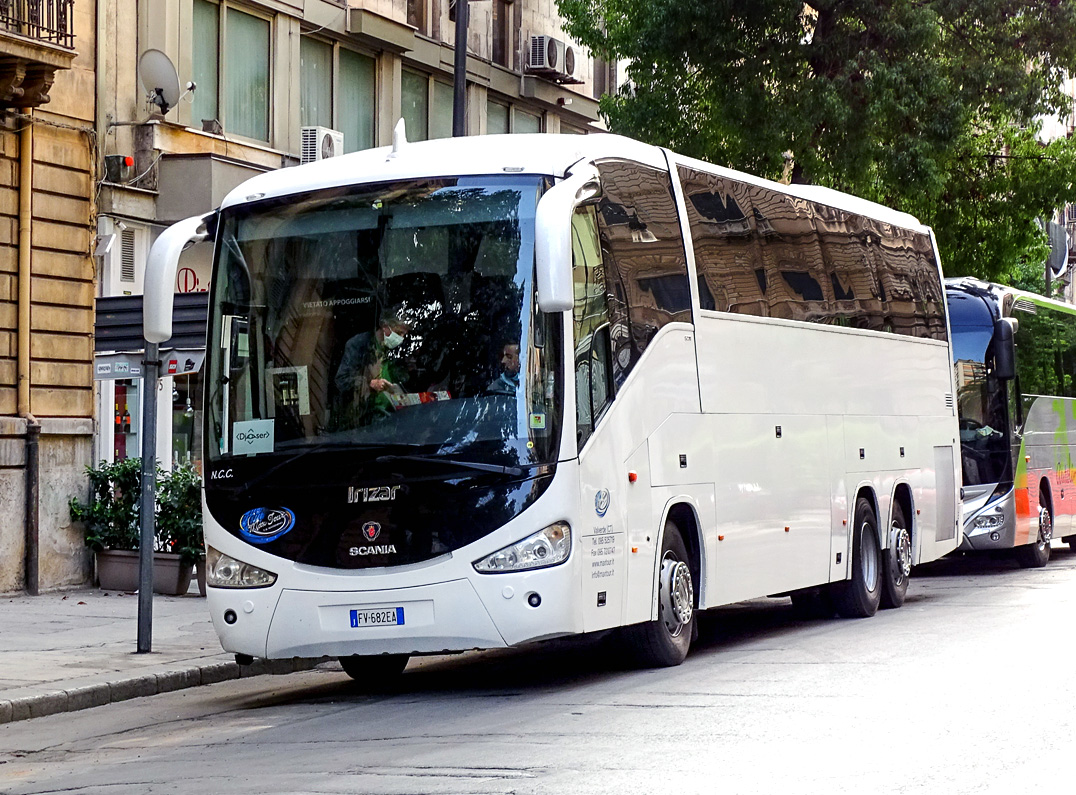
[206,546,277,588]
[973,514,1004,531]
[473,522,571,573]
[990,531,1001,542]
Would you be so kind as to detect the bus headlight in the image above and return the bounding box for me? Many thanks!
[206,546,277,588]
[473,522,571,573]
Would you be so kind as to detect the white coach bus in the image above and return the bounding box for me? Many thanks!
[144,129,962,678]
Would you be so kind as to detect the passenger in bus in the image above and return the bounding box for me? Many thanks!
[334,310,412,418]
[485,342,521,395]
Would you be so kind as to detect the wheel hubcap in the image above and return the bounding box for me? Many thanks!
[660,553,693,636]
[890,522,912,583]
[861,521,879,592]
[1038,504,1053,549]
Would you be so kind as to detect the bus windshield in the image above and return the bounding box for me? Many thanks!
[948,289,1011,487]
[205,175,561,471]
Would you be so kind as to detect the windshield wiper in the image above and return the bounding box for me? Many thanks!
[374,454,547,477]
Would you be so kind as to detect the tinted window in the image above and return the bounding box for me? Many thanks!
[678,166,947,341]
[593,159,692,374]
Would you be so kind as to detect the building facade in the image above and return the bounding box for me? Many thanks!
[67,0,609,591]
[0,1,96,593]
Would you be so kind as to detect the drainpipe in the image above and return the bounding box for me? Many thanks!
[18,109,40,595]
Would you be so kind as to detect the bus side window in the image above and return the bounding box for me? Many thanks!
[572,206,614,447]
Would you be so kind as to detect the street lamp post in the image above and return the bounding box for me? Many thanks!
[452,0,469,137]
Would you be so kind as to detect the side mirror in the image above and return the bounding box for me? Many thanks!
[534,164,601,312]
[143,213,215,343]
[993,317,1016,380]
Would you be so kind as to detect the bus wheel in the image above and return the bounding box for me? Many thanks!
[1015,497,1052,568]
[880,503,912,609]
[338,653,410,683]
[835,497,881,618]
[626,521,694,667]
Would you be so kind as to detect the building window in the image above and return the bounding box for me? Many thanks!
[593,58,616,100]
[402,69,453,141]
[492,0,517,68]
[300,38,332,129]
[487,100,509,134]
[485,100,542,134]
[191,0,219,128]
[300,39,376,153]
[513,108,541,133]
[191,1,271,143]
[339,49,376,153]
[402,69,429,142]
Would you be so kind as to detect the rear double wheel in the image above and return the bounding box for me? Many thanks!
[624,520,695,667]
[835,497,882,618]
[880,503,912,609]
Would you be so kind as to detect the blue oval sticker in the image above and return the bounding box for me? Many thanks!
[239,507,295,544]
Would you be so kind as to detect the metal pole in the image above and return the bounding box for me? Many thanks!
[452,0,469,137]
[137,341,159,653]
[24,419,40,596]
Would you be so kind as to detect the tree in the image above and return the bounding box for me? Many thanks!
[558,0,1076,281]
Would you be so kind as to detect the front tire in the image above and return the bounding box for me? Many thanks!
[835,497,882,618]
[624,520,695,667]
[1015,494,1052,568]
[880,502,912,609]
[338,653,410,683]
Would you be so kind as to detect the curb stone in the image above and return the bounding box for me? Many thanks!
[0,657,326,725]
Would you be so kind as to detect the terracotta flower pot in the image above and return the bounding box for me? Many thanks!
[94,549,195,595]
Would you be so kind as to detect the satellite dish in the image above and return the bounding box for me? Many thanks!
[138,49,181,115]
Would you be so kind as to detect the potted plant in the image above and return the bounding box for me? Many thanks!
[69,457,142,591]
[155,461,205,596]
[69,458,204,595]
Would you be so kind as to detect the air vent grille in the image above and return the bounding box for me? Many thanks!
[119,228,136,283]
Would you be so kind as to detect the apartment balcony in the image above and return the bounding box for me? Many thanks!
[0,0,76,109]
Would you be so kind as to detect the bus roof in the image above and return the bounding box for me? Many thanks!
[219,131,930,234]
[947,276,1076,318]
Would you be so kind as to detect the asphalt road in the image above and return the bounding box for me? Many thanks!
[4,547,1076,795]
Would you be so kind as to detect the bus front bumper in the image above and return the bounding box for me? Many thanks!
[207,561,582,659]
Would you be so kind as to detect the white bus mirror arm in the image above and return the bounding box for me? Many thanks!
[535,164,601,313]
[143,213,214,344]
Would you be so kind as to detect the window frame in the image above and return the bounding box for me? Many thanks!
[300,33,379,153]
[192,0,274,145]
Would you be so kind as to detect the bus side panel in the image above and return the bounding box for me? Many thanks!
[708,413,831,603]
[576,325,701,632]
[826,416,851,583]
[1021,397,1069,544]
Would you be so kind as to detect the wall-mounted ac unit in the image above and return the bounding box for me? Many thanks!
[301,126,344,164]
[527,35,577,82]
[99,222,146,297]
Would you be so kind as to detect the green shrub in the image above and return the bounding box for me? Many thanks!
[69,458,204,564]
[68,457,143,552]
[156,461,204,564]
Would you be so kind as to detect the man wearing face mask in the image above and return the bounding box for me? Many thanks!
[334,310,412,418]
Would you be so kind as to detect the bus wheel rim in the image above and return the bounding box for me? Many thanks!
[891,523,912,581]
[861,521,879,592]
[660,555,693,636]
[1038,504,1053,548]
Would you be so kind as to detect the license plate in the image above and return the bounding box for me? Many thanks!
[350,607,404,627]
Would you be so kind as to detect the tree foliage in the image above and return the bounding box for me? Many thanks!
[558,0,1076,281]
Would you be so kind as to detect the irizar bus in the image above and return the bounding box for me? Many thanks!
[947,278,1076,566]
[144,128,962,678]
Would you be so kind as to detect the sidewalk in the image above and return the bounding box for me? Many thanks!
[0,586,321,725]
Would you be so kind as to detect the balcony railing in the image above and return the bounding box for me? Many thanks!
[0,0,74,50]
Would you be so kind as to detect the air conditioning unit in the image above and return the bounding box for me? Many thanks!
[301,126,344,164]
[527,35,577,82]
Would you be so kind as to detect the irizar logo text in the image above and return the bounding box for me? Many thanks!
[348,485,401,503]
